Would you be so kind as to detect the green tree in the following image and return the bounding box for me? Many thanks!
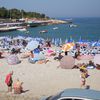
[0,7,49,19]
[0,7,7,18]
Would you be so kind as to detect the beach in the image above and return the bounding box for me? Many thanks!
[0,53,100,100]
[0,0,100,99]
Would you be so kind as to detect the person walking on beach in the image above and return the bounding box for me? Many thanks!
[80,69,86,88]
[5,71,13,92]
[80,67,89,88]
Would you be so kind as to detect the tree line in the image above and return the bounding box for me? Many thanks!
[0,7,49,19]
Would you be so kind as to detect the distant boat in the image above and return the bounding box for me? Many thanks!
[69,24,78,28]
[0,22,23,32]
[53,27,58,30]
[0,26,18,32]
[17,27,27,32]
[65,18,73,24]
[39,30,48,33]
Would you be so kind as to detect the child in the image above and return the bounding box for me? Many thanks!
[80,69,86,88]
[5,71,13,92]
[13,79,23,94]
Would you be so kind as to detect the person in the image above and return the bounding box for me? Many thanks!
[7,51,21,65]
[54,53,63,61]
[65,51,68,56]
[80,63,89,78]
[5,71,13,92]
[13,79,23,94]
[74,50,80,59]
[80,69,86,88]
[87,60,95,69]
[28,51,36,64]
[45,41,51,47]
[0,52,2,58]
[30,51,34,58]
[96,64,100,70]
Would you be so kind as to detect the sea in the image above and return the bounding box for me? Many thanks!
[0,17,100,42]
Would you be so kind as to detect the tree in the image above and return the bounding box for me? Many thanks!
[0,7,49,19]
[0,7,7,18]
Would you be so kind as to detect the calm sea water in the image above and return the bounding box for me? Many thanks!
[0,18,100,42]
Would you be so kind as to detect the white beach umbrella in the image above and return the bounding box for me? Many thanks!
[13,36,24,40]
[25,37,33,41]
[6,37,12,41]
[25,40,39,51]
[0,36,6,40]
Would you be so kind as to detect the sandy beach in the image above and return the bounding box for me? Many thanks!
[0,52,100,99]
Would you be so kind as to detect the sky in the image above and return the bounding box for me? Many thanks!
[0,0,100,18]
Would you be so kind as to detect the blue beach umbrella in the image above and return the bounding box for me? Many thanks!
[68,36,73,43]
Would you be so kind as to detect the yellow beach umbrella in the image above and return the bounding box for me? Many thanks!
[62,43,75,52]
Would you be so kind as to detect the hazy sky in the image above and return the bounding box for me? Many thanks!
[0,0,100,17]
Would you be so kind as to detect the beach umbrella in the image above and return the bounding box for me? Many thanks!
[60,55,75,69]
[93,54,100,65]
[65,38,68,43]
[59,38,62,45]
[25,40,39,51]
[13,36,24,40]
[51,38,55,44]
[25,37,33,41]
[6,37,12,41]
[0,36,6,40]
[62,43,75,52]
[68,37,73,43]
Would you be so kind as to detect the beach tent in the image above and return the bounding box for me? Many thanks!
[94,54,100,65]
[60,55,75,69]
[25,40,39,51]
